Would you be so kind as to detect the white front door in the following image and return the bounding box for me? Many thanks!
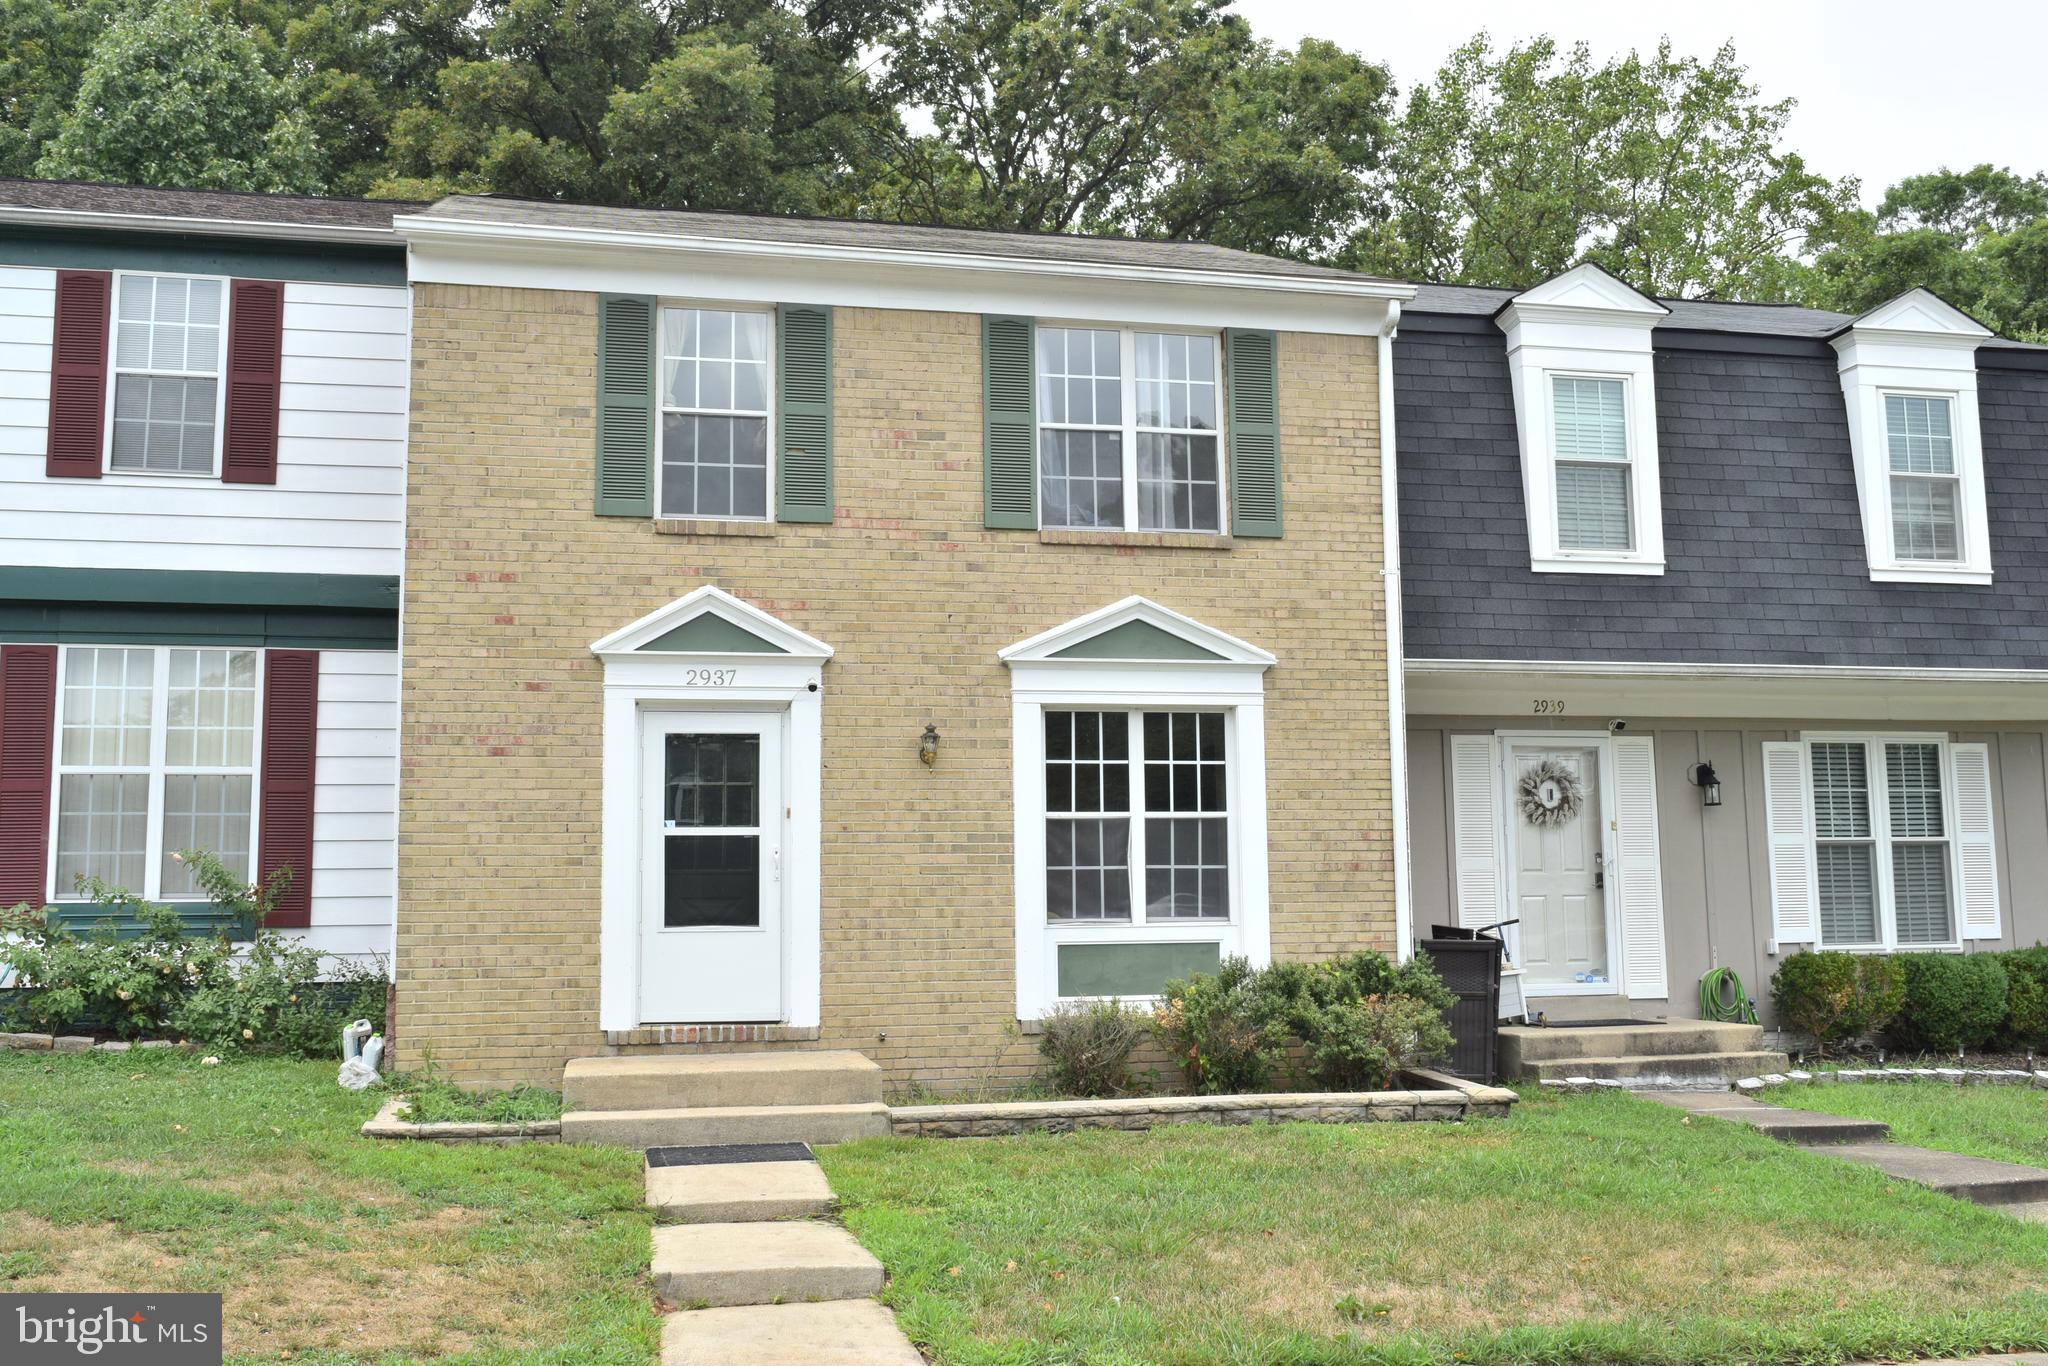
[1508,745,1611,992]
[640,712,784,1022]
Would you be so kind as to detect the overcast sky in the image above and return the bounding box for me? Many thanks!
[1237,0,2048,205]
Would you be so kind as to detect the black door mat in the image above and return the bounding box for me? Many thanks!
[645,1142,815,1167]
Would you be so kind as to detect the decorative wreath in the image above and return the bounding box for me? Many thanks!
[1517,758,1585,827]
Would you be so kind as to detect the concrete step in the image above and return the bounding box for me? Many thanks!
[1831,1142,2048,1207]
[1520,1050,1790,1086]
[661,1300,923,1365]
[1641,1091,1892,1145]
[1502,1021,1766,1066]
[652,1221,885,1309]
[562,1102,890,1150]
[648,1160,836,1224]
[564,1051,883,1112]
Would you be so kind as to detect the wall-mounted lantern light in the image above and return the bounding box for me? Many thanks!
[1689,760,1723,808]
[919,723,941,767]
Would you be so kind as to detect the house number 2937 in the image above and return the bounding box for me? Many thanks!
[685,669,737,687]
[1532,699,1566,714]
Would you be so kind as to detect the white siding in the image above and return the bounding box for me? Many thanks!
[0,268,406,577]
[293,649,398,960]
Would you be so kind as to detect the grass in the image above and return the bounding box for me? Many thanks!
[394,1074,564,1125]
[0,1051,654,1363]
[819,1085,2048,1365]
[1773,1078,2048,1168]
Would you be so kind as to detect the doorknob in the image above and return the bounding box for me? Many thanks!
[1593,850,1605,890]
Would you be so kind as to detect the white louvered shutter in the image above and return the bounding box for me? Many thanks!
[1949,742,2002,940]
[1761,741,1819,945]
[1612,737,1669,1000]
[1449,734,1504,929]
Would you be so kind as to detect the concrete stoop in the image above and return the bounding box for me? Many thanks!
[563,1101,890,1149]
[1522,1050,1792,1087]
[562,1052,893,1148]
[1503,1021,1790,1088]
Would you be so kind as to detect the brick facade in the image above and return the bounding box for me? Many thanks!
[399,284,1392,1088]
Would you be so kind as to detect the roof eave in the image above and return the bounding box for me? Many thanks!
[0,204,399,246]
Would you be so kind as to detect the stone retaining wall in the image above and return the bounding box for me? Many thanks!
[359,1097,561,1145]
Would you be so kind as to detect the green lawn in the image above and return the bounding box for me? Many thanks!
[1773,1078,2048,1168]
[0,1051,654,1364]
[819,1086,2048,1366]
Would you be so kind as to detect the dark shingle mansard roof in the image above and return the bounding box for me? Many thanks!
[408,194,1402,287]
[0,177,414,234]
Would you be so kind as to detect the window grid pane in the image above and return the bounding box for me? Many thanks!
[658,307,772,520]
[1810,743,1871,840]
[1044,711,1132,922]
[1556,462,1632,551]
[60,647,153,767]
[161,774,254,894]
[1552,376,1627,460]
[1037,328,1125,529]
[1885,395,1955,475]
[1815,842,1879,945]
[1884,743,1945,839]
[1890,475,1962,562]
[1140,712,1229,920]
[165,649,258,768]
[1134,333,1220,533]
[54,773,149,896]
[1891,843,1953,945]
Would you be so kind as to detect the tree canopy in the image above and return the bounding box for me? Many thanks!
[2,1,2037,331]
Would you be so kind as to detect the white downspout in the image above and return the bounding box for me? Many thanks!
[1378,305,1413,962]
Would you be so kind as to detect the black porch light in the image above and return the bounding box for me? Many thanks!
[1689,760,1723,808]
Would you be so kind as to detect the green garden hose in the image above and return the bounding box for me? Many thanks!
[1699,966,1760,1025]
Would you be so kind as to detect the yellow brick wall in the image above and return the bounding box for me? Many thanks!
[399,285,1392,1088]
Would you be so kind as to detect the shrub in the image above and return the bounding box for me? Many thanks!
[1036,999,1147,1097]
[1889,952,2010,1053]
[0,851,388,1057]
[1265,951,1456,1089]
[1150,956,1290,1095]
[1997,947,2048,1051]
[1769,951,1904,1054]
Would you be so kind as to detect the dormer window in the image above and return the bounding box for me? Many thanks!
[1832,289,1993,585]
[1496,264,1669,576]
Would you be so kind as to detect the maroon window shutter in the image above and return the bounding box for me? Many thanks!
[46,270,110,479]
[0,645,58,908]
[257,649,318,927]
[222,279,284,485]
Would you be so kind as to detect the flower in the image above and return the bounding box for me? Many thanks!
[116,989,132,1001]
[241,1029,254,1041]
[169,851,185,864]
[201,1056,220,1065]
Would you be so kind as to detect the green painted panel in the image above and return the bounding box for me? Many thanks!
[0,567,398,612]
[46,905,254,939]
[640,614,788,654]
[0,603,396,650]
[0,227,404,285]
[1057,941,1221,999]
[1049,619,1225,661]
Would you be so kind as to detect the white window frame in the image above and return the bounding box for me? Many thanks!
[1800,731,1963,953]
[1034,322,1229,536]
[1545,370,1640,555]
[1832,289,1994,585]
[46,644,265,904]
[1003,598,1274,1018]
[101,269,231,481]
[654,301,777,524]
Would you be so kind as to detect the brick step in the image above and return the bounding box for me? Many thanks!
[1502,1021,1767,1066]
[647,1159,836,1224]
[653,1221,884,1309]
[661,1300,922,1365]
[1521,1050,1790,1086]
[562,1102,889,1149]
[564,1051,883,1112]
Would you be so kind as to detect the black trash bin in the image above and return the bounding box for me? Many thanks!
[1419,935,1503,1084]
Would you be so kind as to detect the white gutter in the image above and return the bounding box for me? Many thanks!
[1407,657,2048,685]
[0,204,400,246]
[1379,304,1412,963]
[395,214,1419,304]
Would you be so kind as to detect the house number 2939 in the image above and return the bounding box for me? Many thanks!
[1532,699,1566,714]
[685,669,737,687]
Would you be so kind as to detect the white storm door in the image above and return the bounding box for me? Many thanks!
[1509,745,1610,992]
[640,712,784,1022]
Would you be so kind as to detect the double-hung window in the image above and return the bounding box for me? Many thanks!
[1885,394,1963,563]
[658,306,772,521]
[1036,327,1223,534]
[51,646,260,902]
[108,274,225,476]
[1808,737,1956,949]
[1550,375,1633,552]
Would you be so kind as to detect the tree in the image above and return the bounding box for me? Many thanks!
[867,0,1389,254]
[1352,34,1856,299]
[0,0,130,180]
[1811,165,2048,342]
[34,0,323,193]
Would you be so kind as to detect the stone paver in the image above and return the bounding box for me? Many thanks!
[653,1219,884,1309]
[660,1300,923,1366]
[646,1159,835,1223]
[1642,1090,1890,1144]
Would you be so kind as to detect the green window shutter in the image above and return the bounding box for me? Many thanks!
[595,293,655,517]
[1226,327,1282,538]
[983,314,1037,529]
[776,303,833,523]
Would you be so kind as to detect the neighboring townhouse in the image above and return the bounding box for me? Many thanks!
[394,197,1410,1086]
[1396,263,2048,1030]
[0,180,409,959]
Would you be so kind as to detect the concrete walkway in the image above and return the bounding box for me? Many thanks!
[647,1144,921,1365]
[1644,1089,2048,1219]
